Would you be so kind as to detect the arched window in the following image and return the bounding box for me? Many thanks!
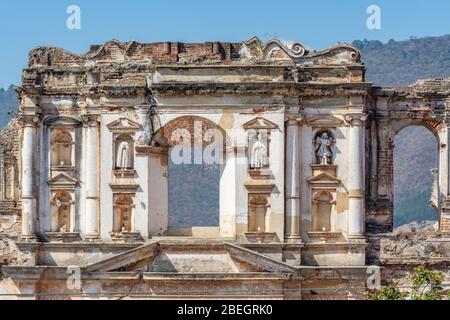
[51,130,73,167]
[312,191,333,232]
[113,195,134,233]
[115,135,134,170]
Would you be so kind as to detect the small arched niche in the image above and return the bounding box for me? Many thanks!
[51,191,72,232]
[51,129,74,167]
[248,194,270,233]
[113,194,134,233]
[312,191,333,232]
[115,134,134,170]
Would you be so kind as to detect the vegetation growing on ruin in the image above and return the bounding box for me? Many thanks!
[367,266,448,300]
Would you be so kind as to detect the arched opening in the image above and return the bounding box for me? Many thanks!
[154,116,228,236]
[393,125,439,232]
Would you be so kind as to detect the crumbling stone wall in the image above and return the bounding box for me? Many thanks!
[0,119,21,266]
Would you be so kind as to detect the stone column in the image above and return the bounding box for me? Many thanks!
[440,107,450,232]
[20,116,39,241]
[83,115,100,240]
[285,116,301,241]
[346,114,367,240]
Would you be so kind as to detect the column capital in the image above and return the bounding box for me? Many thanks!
[344,114,368,126]
[286,115,304,126]
[81,114,101,126]
[18,114,41,127]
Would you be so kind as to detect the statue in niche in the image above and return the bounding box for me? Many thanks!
[250,133,268,169]
[116,141,131,169]
[315,132,333,165]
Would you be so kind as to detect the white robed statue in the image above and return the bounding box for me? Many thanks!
[117,141,131,169]
[251,134,267,169]
[315,132,333,165]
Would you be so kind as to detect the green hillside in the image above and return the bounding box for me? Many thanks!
[355,35,450,226]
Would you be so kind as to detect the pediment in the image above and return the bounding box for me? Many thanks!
[48,173,78,186]
[307,172,341,185]
[305,115,344,127]
[107,118,142,133]
[243,117,279,130]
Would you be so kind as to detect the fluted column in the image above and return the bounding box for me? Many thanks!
[83,115,100,240]
[346,114,367,240]
[285,116,301,242]
[20,116,39,241]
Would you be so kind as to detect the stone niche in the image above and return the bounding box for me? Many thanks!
[108,118,140,192]
[244,192,278,243]
[307,163,342,243]
[45,190,79,243]
[244,117,278,174]
[110,194,140,243]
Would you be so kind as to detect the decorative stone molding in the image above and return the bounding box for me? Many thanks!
[243,117,279,130]
[47,173,78,190]
[344,114,368,126]
[161,116,226,147]
[43,116,82,128]
[306,115,344,127]
[244,183,276,194]
[81,114,101,126]
[107,118,142,133]
[17,115,40,127]
[286,115,304,127]
[45,232,80,243]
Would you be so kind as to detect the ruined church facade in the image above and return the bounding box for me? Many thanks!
[0,37,449,299]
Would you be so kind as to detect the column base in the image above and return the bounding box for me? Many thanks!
[85,234,101,242]
[284,235,302,244]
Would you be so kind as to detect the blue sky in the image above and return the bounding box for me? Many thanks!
[0,0,449,88]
